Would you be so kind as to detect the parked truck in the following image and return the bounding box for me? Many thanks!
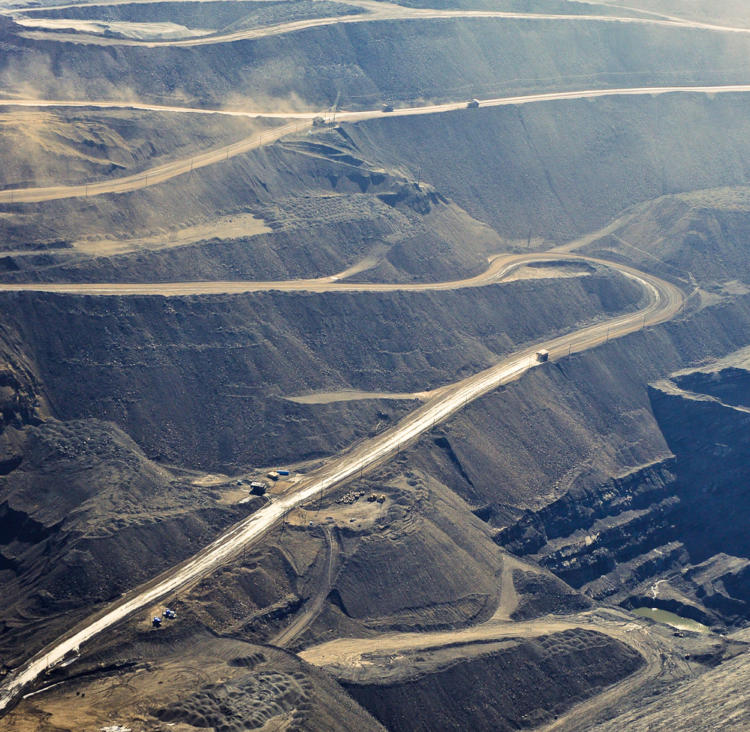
[250,481,267,495]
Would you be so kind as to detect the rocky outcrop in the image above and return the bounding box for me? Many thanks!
[496,358,750,628]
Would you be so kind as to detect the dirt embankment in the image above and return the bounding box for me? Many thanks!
[0,270,642,471]
[348,94,750,244]
[579,187,750,288]
[342,628,644,731]
[590,640,750,731]
[4,14,750,108]
[0,107,269,190]
[1,632,385,732]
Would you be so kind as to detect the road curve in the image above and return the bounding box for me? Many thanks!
[299,609,673,732]
[4,85,750,204]
[298,610,662,682]
[0,252,684,713]
[12,3,750,48]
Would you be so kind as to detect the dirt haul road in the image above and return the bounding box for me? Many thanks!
[0,251,684,713]
[0,251,623,295]
[299,610,666,686]
[271,526,339,649]
[299,609,677,732]
[11,0,750,47]
[4,85,750,204]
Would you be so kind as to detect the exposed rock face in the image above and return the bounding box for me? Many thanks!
[496,356,750,628]
[0,323,45,433]
[496,461,678,565]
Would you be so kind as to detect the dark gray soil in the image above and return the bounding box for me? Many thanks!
[344,629,645,731]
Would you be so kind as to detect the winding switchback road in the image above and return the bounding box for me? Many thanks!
[0,248,684,712]
[4,85,750,204]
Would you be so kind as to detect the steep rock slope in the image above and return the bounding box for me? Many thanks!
[495,351,750,628]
